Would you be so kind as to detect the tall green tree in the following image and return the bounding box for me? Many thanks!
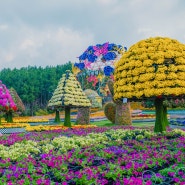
[0,62,72,115]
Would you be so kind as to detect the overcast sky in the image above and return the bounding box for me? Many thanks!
[0,0,185,70]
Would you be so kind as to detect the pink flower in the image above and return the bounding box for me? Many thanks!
[62,182,68,185]
[7,182,13,185]
[173,177,180,183]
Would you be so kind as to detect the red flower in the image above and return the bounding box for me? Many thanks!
[157,95,162,99]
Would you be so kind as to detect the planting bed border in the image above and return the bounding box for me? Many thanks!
[0,127,26,134]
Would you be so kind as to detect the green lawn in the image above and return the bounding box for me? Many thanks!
[90,120,155,127]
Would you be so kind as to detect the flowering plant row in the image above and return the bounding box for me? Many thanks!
[25,124,97,132]
[0,127,184,184]
[0,123,97,131]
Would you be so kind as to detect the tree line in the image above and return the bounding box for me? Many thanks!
[0,62,72,116]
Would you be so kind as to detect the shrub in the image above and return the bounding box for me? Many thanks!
[104,102,116,123]
[35,109,48,116]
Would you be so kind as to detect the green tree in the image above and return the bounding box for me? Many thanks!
[114,37,185,132]
[0,62,72,115]
[48,70,91,126]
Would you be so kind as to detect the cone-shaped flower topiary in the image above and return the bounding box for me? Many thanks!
[9,87,25,114]
[48,70,91,126]
[114,37,185,132]
[0,81,17,123]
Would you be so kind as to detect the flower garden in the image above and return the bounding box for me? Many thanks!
[0,126,185,185]
[1,37,185,184]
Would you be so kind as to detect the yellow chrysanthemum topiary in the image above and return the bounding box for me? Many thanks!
[114,37,185,100]
[48,70,91,127]
[114,37,185,132]
[48,71,91,108]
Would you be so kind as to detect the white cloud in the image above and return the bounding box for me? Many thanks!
[0,24,95,69]
[96,0,118,5]
[0,24,8,31]
[20,39,35,50]
[0,0,185,70]
[4,53,14,62]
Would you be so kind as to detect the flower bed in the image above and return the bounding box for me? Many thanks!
[13,118,49,123]
[0,126,184,184]
[0,124,97,133]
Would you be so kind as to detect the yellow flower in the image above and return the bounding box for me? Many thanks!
[114,37,185,99]
[72,65,81,75]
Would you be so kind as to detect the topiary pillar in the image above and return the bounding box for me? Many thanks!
[54,109,61,123]
[76,107,90,125]
[64,106,71,127]
[5,111,13,123]
[107,80,132,125]
[115,102,132,125]
[154,98,166,132]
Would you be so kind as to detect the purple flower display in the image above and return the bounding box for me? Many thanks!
[0,126,185,184]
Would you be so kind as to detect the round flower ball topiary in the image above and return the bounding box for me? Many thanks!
[114,37,185,132]
[114,37,185,100]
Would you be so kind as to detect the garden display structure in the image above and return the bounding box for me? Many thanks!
[76,89,102,125]
[114,37,185,132]
[0,81,17,123]
[9,87,25,115]
[48,70,91,127]
[73,42,126,95]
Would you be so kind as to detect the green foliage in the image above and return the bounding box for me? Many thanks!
[104,102,116,124]
[154,98,166,132]
[54,110,61,123]
[64,107,71,127]
[5,112,13,123]
[35,109,48,116]
[107,80,114,97]
[0,62,72,115]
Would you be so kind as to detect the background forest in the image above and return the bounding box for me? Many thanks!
[0,62,72,116]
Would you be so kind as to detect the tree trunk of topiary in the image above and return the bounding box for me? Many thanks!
[154,98,166,132]
[54,109,60,123]
[163,106,169,127]
[76,107,90,125]
[115,102,132,125]
[64,106,71,127]
[5,111,13,123]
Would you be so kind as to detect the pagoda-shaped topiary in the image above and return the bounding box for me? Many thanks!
[0,81,17,123]
[48,70,91,127]
[9,87,25,115]
[114,37,185,132]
